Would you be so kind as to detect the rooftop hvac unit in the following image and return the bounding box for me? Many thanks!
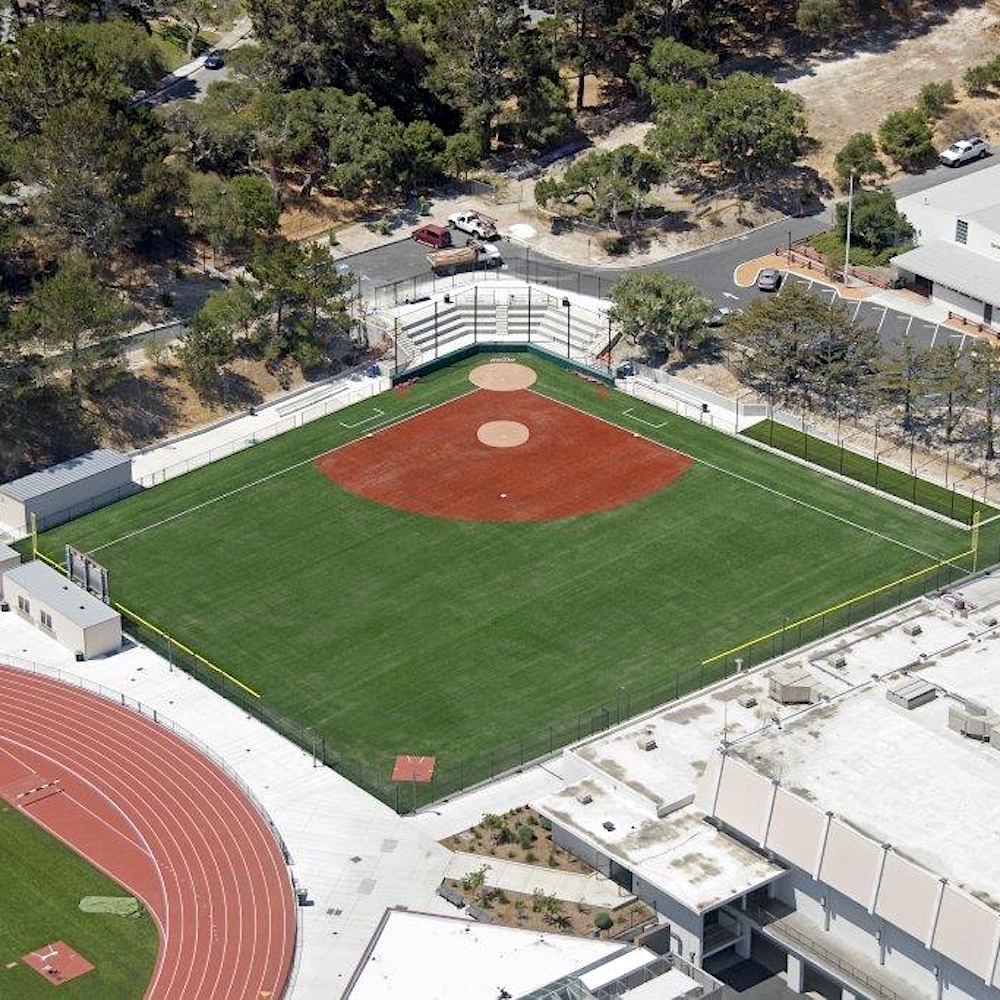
[769,666,815,705]
[902,623,922,637]
[948,704,998,740]
[830,655,847,669]
[576,792,593,805]
[886,678,937,710]
[982,616,999,628]
[990,723,1000,748]
[636,736,658,751]
[737,694,757,709]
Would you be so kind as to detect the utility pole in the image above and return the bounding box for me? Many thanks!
[843,171,855,289]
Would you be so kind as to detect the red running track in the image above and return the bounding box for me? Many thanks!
[0,665,296,999]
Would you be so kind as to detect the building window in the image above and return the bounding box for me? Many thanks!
[17,595,29,614]
[40,610,53,631]
[956,219,968,244]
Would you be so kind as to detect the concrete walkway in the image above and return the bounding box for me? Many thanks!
[445,852,636,910]
[130,369,388,486]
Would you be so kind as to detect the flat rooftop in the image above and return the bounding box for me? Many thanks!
[536,569,1000,920]
[541,783,782,914]
[897,160,1000,218]
[4,561,119,629]
[343,909,629,999]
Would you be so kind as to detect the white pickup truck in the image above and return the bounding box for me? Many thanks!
[447,210,499,239]
[427,241,502,274]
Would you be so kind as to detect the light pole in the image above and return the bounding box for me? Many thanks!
[843,171,855,288]
[563,297,571,359]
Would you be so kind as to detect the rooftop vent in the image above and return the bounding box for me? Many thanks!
[769,666,816,705]
[602,820,615,832]
[886,678,937,710]
[902,623,922,637]
[636,736,657,752]
[576,792,593,805]
[982,616,999,628]
[948,703,998,740]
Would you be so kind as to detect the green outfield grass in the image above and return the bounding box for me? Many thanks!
[37,354,990,797]
[0,803,158,998]
[742,419,997,525]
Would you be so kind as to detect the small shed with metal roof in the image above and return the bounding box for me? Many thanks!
[2,560,121,659]
[0,449,133,534]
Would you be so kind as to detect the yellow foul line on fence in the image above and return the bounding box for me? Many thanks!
[113,603,261,699]
[702,543,977,668]
[29,519,259,700]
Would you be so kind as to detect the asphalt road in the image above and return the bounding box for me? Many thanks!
[343,149,996,356]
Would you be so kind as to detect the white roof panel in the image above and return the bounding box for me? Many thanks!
[891,241,1000,306]
[897,161,1000,218]
[0,449,130,503]
[3,561,118,629]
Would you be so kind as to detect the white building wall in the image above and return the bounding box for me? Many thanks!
[774,867,997,999]
[933,282,997,328]
[4,575,120,660]
[631,874,704,965]
[897,199,951,244]
[964,219,1000,257]
[83,617,123,658]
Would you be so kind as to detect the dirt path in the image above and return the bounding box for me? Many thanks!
[781,4,1000,173]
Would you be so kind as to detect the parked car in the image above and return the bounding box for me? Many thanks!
[704,306,743,327]
[756,269,782,292]
[411,224,453,249]
[447,210,498,239]
[204,50,225,70]
[939,137,989,167]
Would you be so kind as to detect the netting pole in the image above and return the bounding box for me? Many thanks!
[973,511,981,573]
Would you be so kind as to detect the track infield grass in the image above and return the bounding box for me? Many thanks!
[38,355,991,782]
[0,803,158,998]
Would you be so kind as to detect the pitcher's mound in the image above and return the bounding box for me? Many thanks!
[469,362,537,391]
[477,421,529,448]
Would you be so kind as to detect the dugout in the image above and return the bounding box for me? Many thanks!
[0,449,134,534]
[0,542,20,600]
[3,560,121,659]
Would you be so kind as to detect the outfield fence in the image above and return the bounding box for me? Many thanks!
[743,420,996,527]
[30,534,992,813]
[107,550,986,813]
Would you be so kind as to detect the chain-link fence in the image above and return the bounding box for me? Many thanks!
[112,548,989,814]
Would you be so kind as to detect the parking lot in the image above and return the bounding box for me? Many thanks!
[780,273,974,357]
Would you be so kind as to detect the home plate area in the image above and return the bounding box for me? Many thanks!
[314,362,692,522]
[22,941,94,985]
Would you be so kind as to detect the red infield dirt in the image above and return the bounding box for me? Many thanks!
[315,388,692,522]
[0,666,296,1000]
[22,941,94,985]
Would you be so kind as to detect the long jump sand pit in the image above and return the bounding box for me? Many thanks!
[315,380,692,522]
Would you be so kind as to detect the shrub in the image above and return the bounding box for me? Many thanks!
[964,57,1000,95]
[594,912,613,931]
[917,81,955,120]
[833,132,886,189]
[878,107,934,169]
[517,825,536,849]
[539,815,553,831]
[525,851,537,863]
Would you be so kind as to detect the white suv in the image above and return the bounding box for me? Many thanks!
[939,137,989,167]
